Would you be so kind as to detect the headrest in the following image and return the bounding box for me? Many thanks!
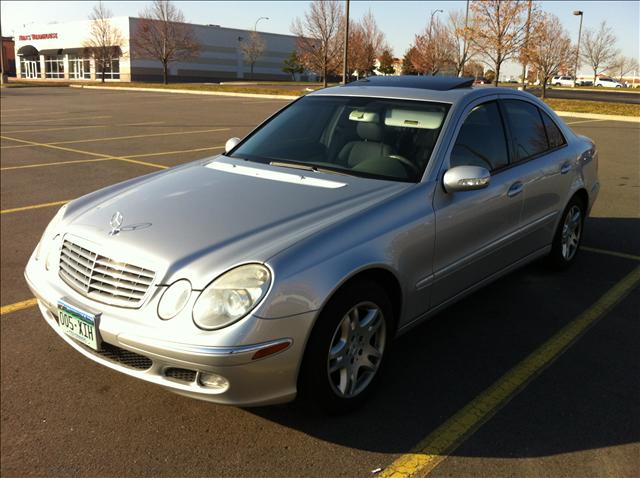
[357,122,382,142]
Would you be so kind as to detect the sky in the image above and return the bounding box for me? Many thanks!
[2,0,639,77]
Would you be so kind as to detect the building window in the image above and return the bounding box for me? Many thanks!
[69,55,91,80]
[96,58,120,80]
[44,55,64,79]
[20,57,41,79]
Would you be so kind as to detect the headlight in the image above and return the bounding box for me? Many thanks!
[158,280,192,320]
[192,264,271,330]
[35,205,67,262]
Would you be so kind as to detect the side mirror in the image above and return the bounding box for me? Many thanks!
[443,165,491,192]
[224,137,241,154]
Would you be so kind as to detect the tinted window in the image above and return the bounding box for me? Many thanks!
[540,110,566,149]
[503,100,549,162]
[450,102,509,171]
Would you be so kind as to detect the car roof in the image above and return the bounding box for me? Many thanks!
[308,76,531,105]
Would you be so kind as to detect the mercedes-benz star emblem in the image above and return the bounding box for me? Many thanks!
[109,211,124,236]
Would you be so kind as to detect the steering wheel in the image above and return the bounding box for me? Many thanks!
[388,155,420,175]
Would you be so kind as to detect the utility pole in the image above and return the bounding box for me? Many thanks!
[459,0,470,77]
[573,11,584,87]
[520,0,532,89]
[342,0,350,84]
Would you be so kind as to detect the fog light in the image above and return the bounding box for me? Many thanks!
[198,372,229,391]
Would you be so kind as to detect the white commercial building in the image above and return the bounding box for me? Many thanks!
[15,17,307,82]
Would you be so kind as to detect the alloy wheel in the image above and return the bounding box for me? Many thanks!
[561,205,582,261]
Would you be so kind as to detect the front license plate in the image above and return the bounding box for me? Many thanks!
[57,301,101,351]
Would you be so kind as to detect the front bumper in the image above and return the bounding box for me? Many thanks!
[25,257,316,407]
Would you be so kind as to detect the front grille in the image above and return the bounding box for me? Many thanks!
[95,342,153,370]
[59,239,155,308]
[164,367,197,383]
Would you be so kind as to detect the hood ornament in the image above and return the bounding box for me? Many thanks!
[109,211,123,236]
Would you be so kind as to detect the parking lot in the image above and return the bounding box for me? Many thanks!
[1,87,638,477]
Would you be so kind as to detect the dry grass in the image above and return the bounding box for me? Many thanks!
[543,99,640,117]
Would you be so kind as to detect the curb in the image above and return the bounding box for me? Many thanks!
[555,111,640,123]
[68,84,299,100]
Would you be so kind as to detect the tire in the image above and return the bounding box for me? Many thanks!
[547,195,586,269]
[298,280,393,414]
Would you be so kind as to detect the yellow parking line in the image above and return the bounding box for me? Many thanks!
[379,266,640,478]
[122,121,165,126]
[0,134,167,170]
[0,299,38,316]
[0,127,230,149]
[1,108,34,113]
[1,115,111,126]
[582,246,640,262]
[127,145,225,158]
[115,157,170,169]
[1,158,111,171]
[3,125,105,134]
[1,200,69,215]
[565,119,607,125]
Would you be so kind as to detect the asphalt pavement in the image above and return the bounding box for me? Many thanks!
[1,87,638,478]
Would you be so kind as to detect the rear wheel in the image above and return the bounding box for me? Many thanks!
[299,280,392,414]
[547,196,585,269]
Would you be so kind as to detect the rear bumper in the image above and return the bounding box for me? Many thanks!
[25,258,316,407]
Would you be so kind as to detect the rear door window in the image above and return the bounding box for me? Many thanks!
[539,110,566,149]
[502,100,549,162]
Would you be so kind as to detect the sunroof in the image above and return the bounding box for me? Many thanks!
[343,76,474,91]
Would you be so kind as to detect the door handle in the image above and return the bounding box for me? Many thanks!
[507,182,524,198]
[560,162,571,174]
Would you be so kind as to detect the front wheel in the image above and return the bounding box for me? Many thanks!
[547,196,585,269]
[298,280,392,413]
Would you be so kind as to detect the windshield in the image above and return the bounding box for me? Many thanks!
[230,95,449,182]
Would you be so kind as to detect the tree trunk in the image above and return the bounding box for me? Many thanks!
[541,80,547,99]
[593,69,597,86]
[494,63,500,87]
[251,63,254,80]
[163,62,168,85]
[101,60,105,83]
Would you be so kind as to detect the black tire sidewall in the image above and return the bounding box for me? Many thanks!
[298,280,394,414]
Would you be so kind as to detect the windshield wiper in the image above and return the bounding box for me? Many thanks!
[269,161,352,177]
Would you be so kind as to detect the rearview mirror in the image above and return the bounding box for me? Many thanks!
[443,165,491,192]
[224,137,241,154]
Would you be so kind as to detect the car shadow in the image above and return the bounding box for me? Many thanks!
[246,216,640,458]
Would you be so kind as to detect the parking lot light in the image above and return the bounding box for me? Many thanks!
[573,10,584,87]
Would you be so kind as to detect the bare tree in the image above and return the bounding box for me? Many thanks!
[581,21,619,85]
[84,2,125,83]
[606,54,638,83]
[347,12,387,78]
[409,18,455,76]
[132,0,200,84]
[291,0,343,87]
[524,13,573,98]
[448,9,474,76]
[241,31,266,79]
[468,0,530,86]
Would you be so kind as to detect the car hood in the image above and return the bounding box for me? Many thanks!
[62,156,409,288]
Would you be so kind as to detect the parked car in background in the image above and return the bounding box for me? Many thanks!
[595,77,624,87]
[551,75,574,87]
[473,77,490,85]
[25,76,599,413]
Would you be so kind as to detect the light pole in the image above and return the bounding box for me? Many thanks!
[573,10,584,87]
[429,9,444,38]
[342,0,350,84]
[520,0,533,89]
[459,0,470,77]
[254,16,269,32]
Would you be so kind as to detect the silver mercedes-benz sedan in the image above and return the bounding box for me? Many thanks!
[25,76,599,412]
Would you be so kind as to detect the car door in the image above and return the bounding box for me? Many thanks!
[498,98,574,255]
[431,99,525,308]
